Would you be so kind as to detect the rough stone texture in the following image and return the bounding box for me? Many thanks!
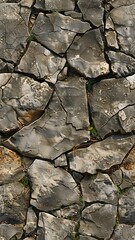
[34,0,76,11]
[89,77,135,137]
[4,91,89,160]
[80,236,97,240]
[17,42,66,84]
[67,135,134,174]
[28,159,79,211]
[67,29,109,78]
[24,207,37,235]
[110,224,135,240]
[32,12,90,54]
[54,154,67,167]
[80,203,117,239]
[109,0,135,7]
[0,224,23,240]
[0,3,30,63]
[78,0,104,27]
[53,204,80,220]
[37,212,76,240]
[81,173,118,204]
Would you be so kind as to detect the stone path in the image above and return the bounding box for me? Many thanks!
[0,0,135,239]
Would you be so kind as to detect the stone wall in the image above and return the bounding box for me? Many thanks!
[0,0,135,239]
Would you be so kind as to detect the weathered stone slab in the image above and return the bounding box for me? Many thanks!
[0,3,30,63]
[80,236,97,240]
[53,204,80,219]
[34,0,75,11]
[28,159,79,211]
[67,29,109,78]
[81,173,118,204]
[77,0,104,27]
[4,91,89,160]
[118,105,135,132]
[54,154,67,167]
[110,224,135,240]
[24,207,37,235]
[67,135,134,174]
[17,42,66,84]
[119,187,135,224]
[89,77,135,137]
[37,212,76,240]
[32,12,90,54]
[109,0,135,7]
[56,77,89,130]
[0,146,24,185]
[107,51,135,77]
[0,105,19,132]
[0,224,23,240]
[80,203,117,239]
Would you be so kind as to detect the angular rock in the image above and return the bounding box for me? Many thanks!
[17,42,66,84]
[80,236,97,240]
[19,0,34,7]
[1,73,53,126]
[32,12,90,54]
[37,212,76,240]
[67,135,134,174]
[34,0,75,11]
[53,204,80,220]
[0,59,13,73]
[78,0,104,27]
[81,173,118,204]
[105,30,119,49]
[4,91,89,160]
[67,29,109,78]
[56,77,89,130]
[0,224,23,240]
[28,159,79,211]
[118,105,135,132]
[89,77,135,137]
[107,51,135,77]
[24,207,37,235]
[108,4,135,57]
[0,105,19,132]
[64,11,82,19]
[54,154,67,167]
[0,182,30,224]
[80,203,117,239]
[109,0,135,7]
[0,3,30,63]
[0,146,25,185]
[110,224,135,240]
[119,187,135,224]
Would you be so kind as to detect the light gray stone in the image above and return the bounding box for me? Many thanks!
[105,30,119,49]
[78,0,104,27]
[118,105,135,132]
[67,29,109,78]
[53,204,80,219]
[24,207,37,235]
[28,159,79,211]
[17,42,66,84]
[89,77,135,137]
[19,0,34,7]
[81,173,118,204]
[0,105,19,132]
[54,154,67,167]
[119,187,135,224]
[4,91,89,160]
[0,224,23,240]
[0,3,30,63]
[68,135,134,174]
[80,203,117,239]
[34,0,75,11]
[80,236,97,240]
[56,77,89,130]
[64,11,82,19]
[109,0,135,7]
[37,212,76,240]
[32,12,90,54]
[110,224,135,240]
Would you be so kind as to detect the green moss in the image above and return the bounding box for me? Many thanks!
[88,123,101,141]
[20,175,30,188]
[86,80,94,91]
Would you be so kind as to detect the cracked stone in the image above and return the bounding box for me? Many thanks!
[77,0,104,27]
[0,3,30,63]
[17,42,66,84]
[54,154,67,167]
[119,187,135,224]
[108,4,135,57]
[80,203,117,239]
[0,182,30,226]
[56,77,89,130]
[80,236,97,240]
[1,73,53,127]
[24,207,37,235]
[107,51,135,77]
[34,0,76,11]
[64,11,82,19]
[110,224,135,240]
[89,77,135,137]
[81,173,118,204]
[4,91,89,160]
[0,224,23,240]
[105,30,119,49]
[118,105,135,132]
[36,212,76,240]
[0,146,25,185]
[19,0,34,7]
[67,29,109,78]
[0,59,13,73]
[32,12,90,54]
[28,159,79,211]
[67,135,134,174]
[53,204,80,220]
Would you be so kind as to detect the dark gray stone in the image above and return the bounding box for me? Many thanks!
[28,159,79,211]
[109,0,135,7]
[80,236,97,240]
[32,12,90,54]
[17,42,66,84]
[64,11,82,19]
[110,224,135,240]
[68,135,135,174]
[80,203,117,239]
[0,224,23,240]
[67,29,109,78]
[24,207,37,235]
[81,173,118,204]
[78,0,104,27]
[34,0,75,11]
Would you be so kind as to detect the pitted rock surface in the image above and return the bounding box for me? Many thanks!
[0,0,135,239]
